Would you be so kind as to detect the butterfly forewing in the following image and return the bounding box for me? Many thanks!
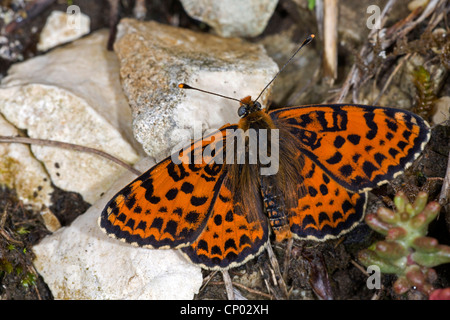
[100,125,236,249]
[270,104,431,193]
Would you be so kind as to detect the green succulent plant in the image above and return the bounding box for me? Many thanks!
[358,191,450,296]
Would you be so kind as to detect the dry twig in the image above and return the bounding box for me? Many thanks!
[0,135,141,176]
[322,0,338,85]
[265,243,289,298]
[210,280,272,299]
[439,151,450,210]
[351,259,384,300]
[282,238,293,283]
[222,270,236,300]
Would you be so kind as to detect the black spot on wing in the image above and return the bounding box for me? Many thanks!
[326,151,343,165]
[125,194,136,210]
[385,118,398,132]
[150,217,164,231]
[389,148,400,158]
[181,182,194,194]
[374,153,387,166]
[363,112,378,140]
[165,188,178,200]
[214,214,222,226]
[347,134,361,145]
[191,196,208,207]
[397,140,408,150]
[334,136,345,148]
[362,161,378,179]
[185,211,200,224]
[339,164,354,177]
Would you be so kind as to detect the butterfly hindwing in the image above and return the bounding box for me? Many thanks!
[290,155,367,240]
[181,175,270,270]
[99,125,237,249]
[270,104,431,193]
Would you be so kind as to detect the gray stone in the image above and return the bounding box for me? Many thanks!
[114,19,279,160]
[0,30,141,204]
[0,114,59,231]
[180,0,278,37]
[37,10,90,52]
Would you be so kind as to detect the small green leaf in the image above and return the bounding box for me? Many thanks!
[358,249,404,274]
[375,241,407,259]
[412,237,439,253]
[365,213,390,235]
[413,245,450,267]
[21,272,36,288]
[377,207,397,224]
[16,227,30,235]
[394,192,407,213]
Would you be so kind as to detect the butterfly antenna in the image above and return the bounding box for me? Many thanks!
[254,34,315,104]
[178,83,241,103]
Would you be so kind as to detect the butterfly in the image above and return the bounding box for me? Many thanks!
[99,36,431,271]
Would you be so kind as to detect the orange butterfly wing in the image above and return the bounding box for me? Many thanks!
[181,175,269,270]
[270,104,430,192]
[290,156,367,240]
[269,104,430,240]
[99,125,237,249]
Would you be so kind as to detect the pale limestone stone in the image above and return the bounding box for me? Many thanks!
[32,158,203,300]
[0,30,141,204]
[432,96,450,125]
[114,19,279,160]
[0,114,59,231]
[37,10,90,52]
[0,84,138,205]
[180,0,278,37]
[3,30,141,153]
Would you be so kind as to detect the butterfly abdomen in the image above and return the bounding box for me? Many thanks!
[260,183,292,242]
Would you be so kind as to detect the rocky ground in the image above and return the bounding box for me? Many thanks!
[0,0,448,300]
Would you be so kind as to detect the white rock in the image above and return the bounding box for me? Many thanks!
[32,157,203,300]
[0,30,141,204]
[114,19,279,160]
[37,10,90,52]
[3,30,140,152]
[0,115,60,231]
[180,0,278,37]
[432,96,450,125]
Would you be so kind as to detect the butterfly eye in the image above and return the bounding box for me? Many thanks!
[238,105,248,117]
[254,101,262,110]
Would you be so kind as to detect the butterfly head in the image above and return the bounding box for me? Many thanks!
[238,96,262,118]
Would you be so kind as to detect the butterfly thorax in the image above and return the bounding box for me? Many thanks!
[229,98,306,242]
[237,97,275,130]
